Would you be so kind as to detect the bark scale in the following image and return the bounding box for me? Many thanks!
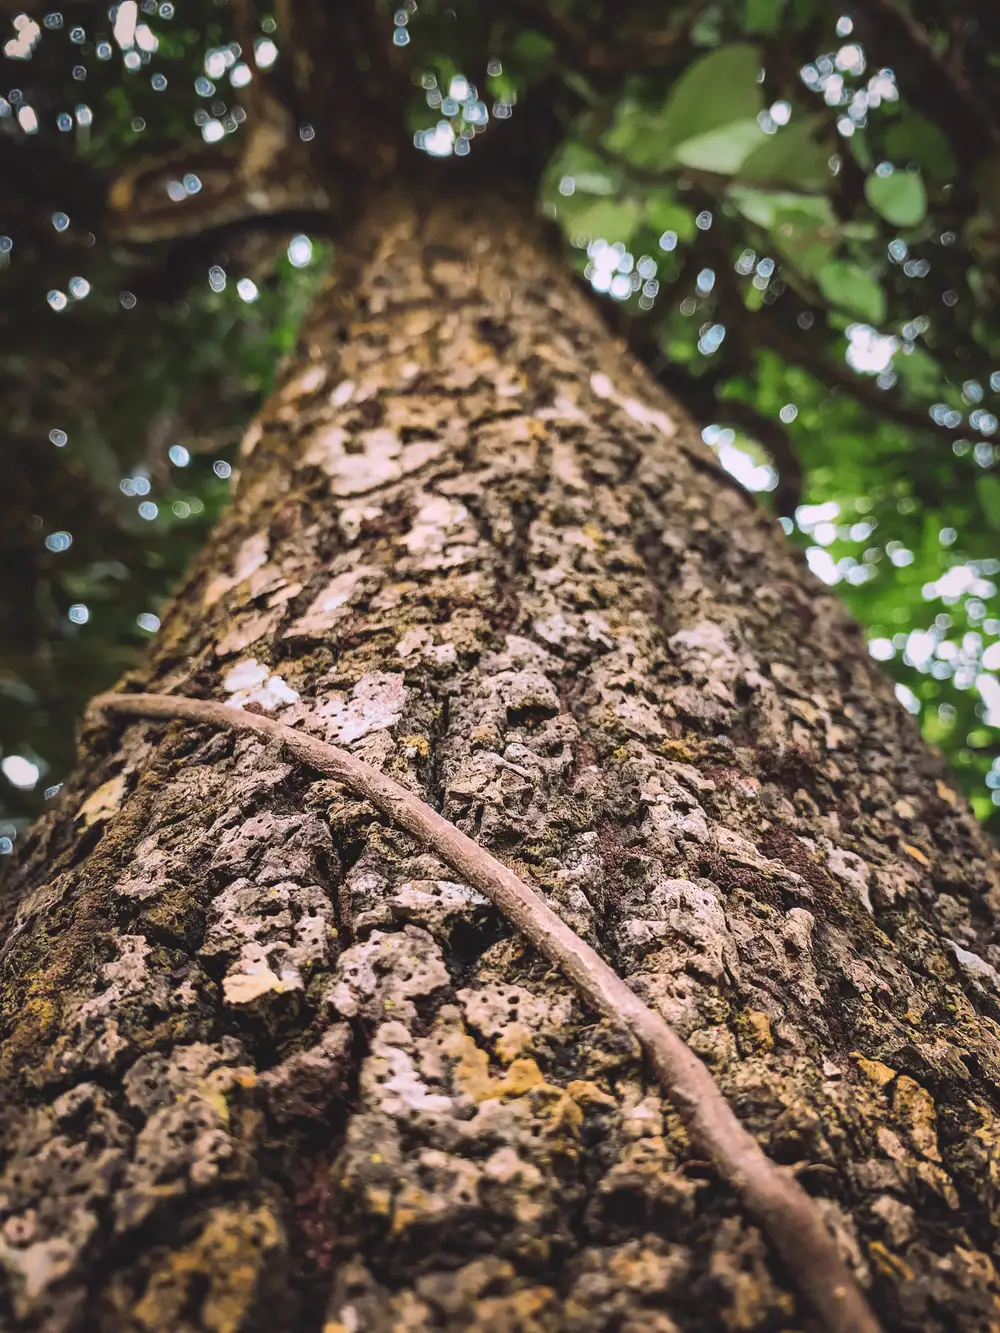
[3,185,1000,1333]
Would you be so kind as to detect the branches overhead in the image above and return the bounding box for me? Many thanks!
[105,57,330,246]
[742,303,970,446]
[7,0,1000,834]
[689,214,979,454]
[860,0,999,183]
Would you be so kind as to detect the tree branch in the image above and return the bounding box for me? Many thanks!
[589,146,978,457]
[746,305,972,445]
[510,0,688,73]
[118,206,336,302]
[89,690,881,1333]
[697,225,973,450]
[859,0,999,178]
[106,0,331,249]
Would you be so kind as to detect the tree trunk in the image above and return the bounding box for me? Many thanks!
[4,183,1000,1333]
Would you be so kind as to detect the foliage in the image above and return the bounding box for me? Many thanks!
[3,0,1000,842]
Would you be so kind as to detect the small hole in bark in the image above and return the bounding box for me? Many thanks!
[177,1273,211,1326]
[354,400,385,427]
[505,705,557,727]
[837,976,863,1000]
[476,317,513,353]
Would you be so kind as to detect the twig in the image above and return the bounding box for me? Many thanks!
[90,690,881,1333]
[860,0,998,179]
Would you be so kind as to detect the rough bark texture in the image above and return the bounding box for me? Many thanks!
[4,186,1000,1333]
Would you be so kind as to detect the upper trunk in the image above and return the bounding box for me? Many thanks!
[3,184,1000,1333]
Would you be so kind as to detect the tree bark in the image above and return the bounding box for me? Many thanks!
[4,183,1000,1333]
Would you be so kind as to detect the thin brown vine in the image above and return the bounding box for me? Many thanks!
[91,689,882,1333]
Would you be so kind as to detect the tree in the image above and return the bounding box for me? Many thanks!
[5,3,1000,1331]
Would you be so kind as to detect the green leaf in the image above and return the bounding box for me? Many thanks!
[884,112,955,184]
[510,29,556,65]
[892,345,942,398]
[817,261,886,323]
[730,188,831,229]
[572,171,616,195]
[606,44,762,168]
[744,0,786,32]
[865,171,927,227]
[674,119,766,173]
[731,189,840,277]
[738,114,832,190]
[644,191,697,240]
[978,475,1000,530]
[659,44,763,147]
[849,128,874,172]
[569,198,641,244]
[770,206,840,275]
[542,140,619,212]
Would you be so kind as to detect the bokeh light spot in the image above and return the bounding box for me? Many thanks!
[2,756,39,790]
[287,234,313,267]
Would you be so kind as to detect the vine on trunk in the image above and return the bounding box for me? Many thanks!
[93,688,881,1333]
